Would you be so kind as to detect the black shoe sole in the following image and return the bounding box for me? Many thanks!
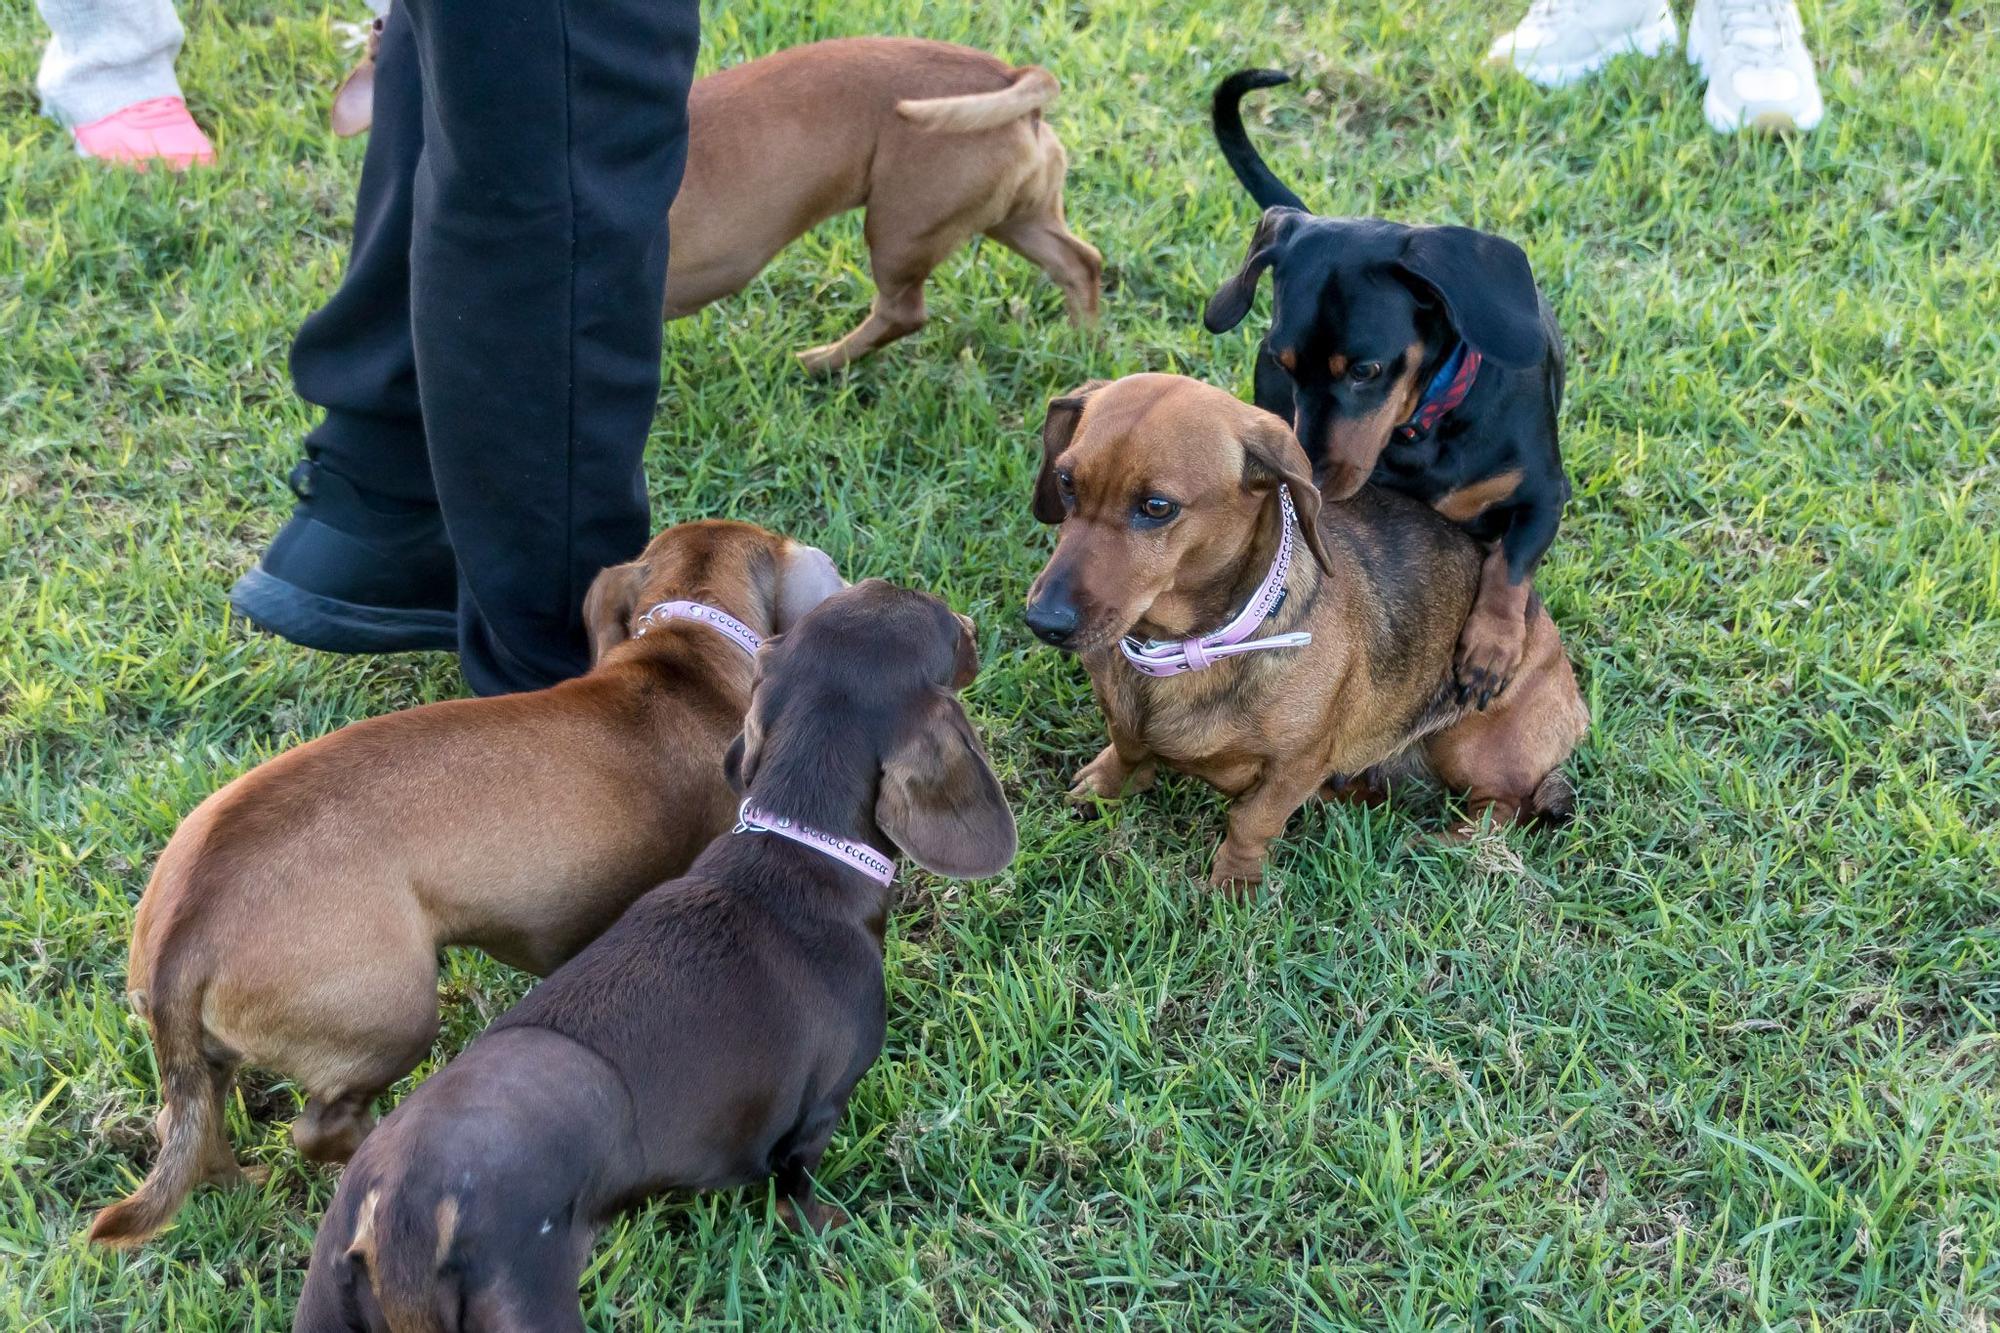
[230,567,459,654]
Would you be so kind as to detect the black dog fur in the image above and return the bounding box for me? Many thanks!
[293,581,1016,1333]
[1207,69,1570,706]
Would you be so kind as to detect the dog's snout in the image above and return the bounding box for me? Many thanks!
[1023,599,1079,647]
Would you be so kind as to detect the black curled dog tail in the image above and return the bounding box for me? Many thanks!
[1212,69,1307,212]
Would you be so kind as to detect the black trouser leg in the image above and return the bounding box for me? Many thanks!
[236,3,456,651]
[288,3,432,504]
[401,0,698,696]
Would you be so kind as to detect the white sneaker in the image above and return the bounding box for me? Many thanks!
[1487,0,1680,89]
[1687,0,1824,132]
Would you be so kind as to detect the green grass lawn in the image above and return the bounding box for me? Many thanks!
[4,0,1997,1326]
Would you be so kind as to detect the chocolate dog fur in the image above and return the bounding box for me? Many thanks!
[88,521,844,1248]
[1207,70,1569,706]
[1023,374,1587,892]
[292,581,1016,1332]
[336,32,1101,374]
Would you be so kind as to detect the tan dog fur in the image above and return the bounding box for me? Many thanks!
[87,521,844,1247]
[669,37,1100,372]
[1025,375,1588,892]
[336,34,1101,372]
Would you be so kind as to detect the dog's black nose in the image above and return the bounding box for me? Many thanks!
[1023,601,1078,647]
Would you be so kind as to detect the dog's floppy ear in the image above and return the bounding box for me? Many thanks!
[1033,380,1108,524]
[1204,206,1304,333]
[723,644,780,792]
[581,558,648,665]
[1395,226,1546,369]
[330,55,375,137]
[875,695,1017,879]
[774,542,845,632]
[1240,413,1335,576]
[330,17,382,138]
[949,613,980,689]
[723,719,760,794]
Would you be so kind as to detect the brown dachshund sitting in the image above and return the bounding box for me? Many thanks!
[88,521,843,1248]
[292,581,1016,1331]
[1023,374,1588,892]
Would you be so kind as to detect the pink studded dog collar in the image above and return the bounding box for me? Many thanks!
[1118,485,1313,677]
[734,800,896,886]
[632,600,762,656]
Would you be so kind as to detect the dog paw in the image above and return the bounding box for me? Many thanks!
[1067,755,1151,803]
[795,345,844,377]
[1453,614,1526,710]
[1206,857,1266,899]
[778,1198,849,1235]
[1319,772,1387,807]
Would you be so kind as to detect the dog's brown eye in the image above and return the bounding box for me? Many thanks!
[1054,469,1076,500]
[1350,361,1384,383]
[1136,496,1180,525]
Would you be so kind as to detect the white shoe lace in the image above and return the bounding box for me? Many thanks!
[1706,0,1802,57]
[1518,0,1594,24]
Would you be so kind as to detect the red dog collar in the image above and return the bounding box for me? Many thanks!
[1393,343,1482,443]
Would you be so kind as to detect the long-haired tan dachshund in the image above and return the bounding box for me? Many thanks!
[1023,374,1588,893]
[88,521,844,1248]
[337,33,1101,373]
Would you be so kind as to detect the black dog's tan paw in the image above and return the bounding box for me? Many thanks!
[1453,614,1526,709]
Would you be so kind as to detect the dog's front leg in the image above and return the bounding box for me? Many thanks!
[1209,764,1324,896]
[1456,547,1534,709]
[1455,497,1558,707]
[1068,726,1157,803]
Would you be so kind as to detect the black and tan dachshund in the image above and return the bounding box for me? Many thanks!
[1205,69,1570,706]
[293,581,1016,1332]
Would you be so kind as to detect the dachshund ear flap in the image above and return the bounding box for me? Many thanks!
[581,557,648,665]
[723,637,783,793]
[773,543,845,633]
[875,694,1017,879]
[1239,411,1336,576]
[1204,206,1304,333]
[1033,380,1108,524]
[1395,226,1547,369]
[330,16,383,138]
[723,709,767,795]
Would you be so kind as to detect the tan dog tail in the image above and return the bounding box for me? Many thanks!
[87,967,231,1248]
[896,66,1059,133]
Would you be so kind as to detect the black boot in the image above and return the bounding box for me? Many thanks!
[229,460,458,654]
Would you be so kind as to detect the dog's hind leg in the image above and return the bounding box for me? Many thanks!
[282,950,441,1164]
[294,1089,387,1165]
[796,219,964,374]
[771,1101,850,1234]
[987,212,1102,325]
[1423,610,1588,837]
